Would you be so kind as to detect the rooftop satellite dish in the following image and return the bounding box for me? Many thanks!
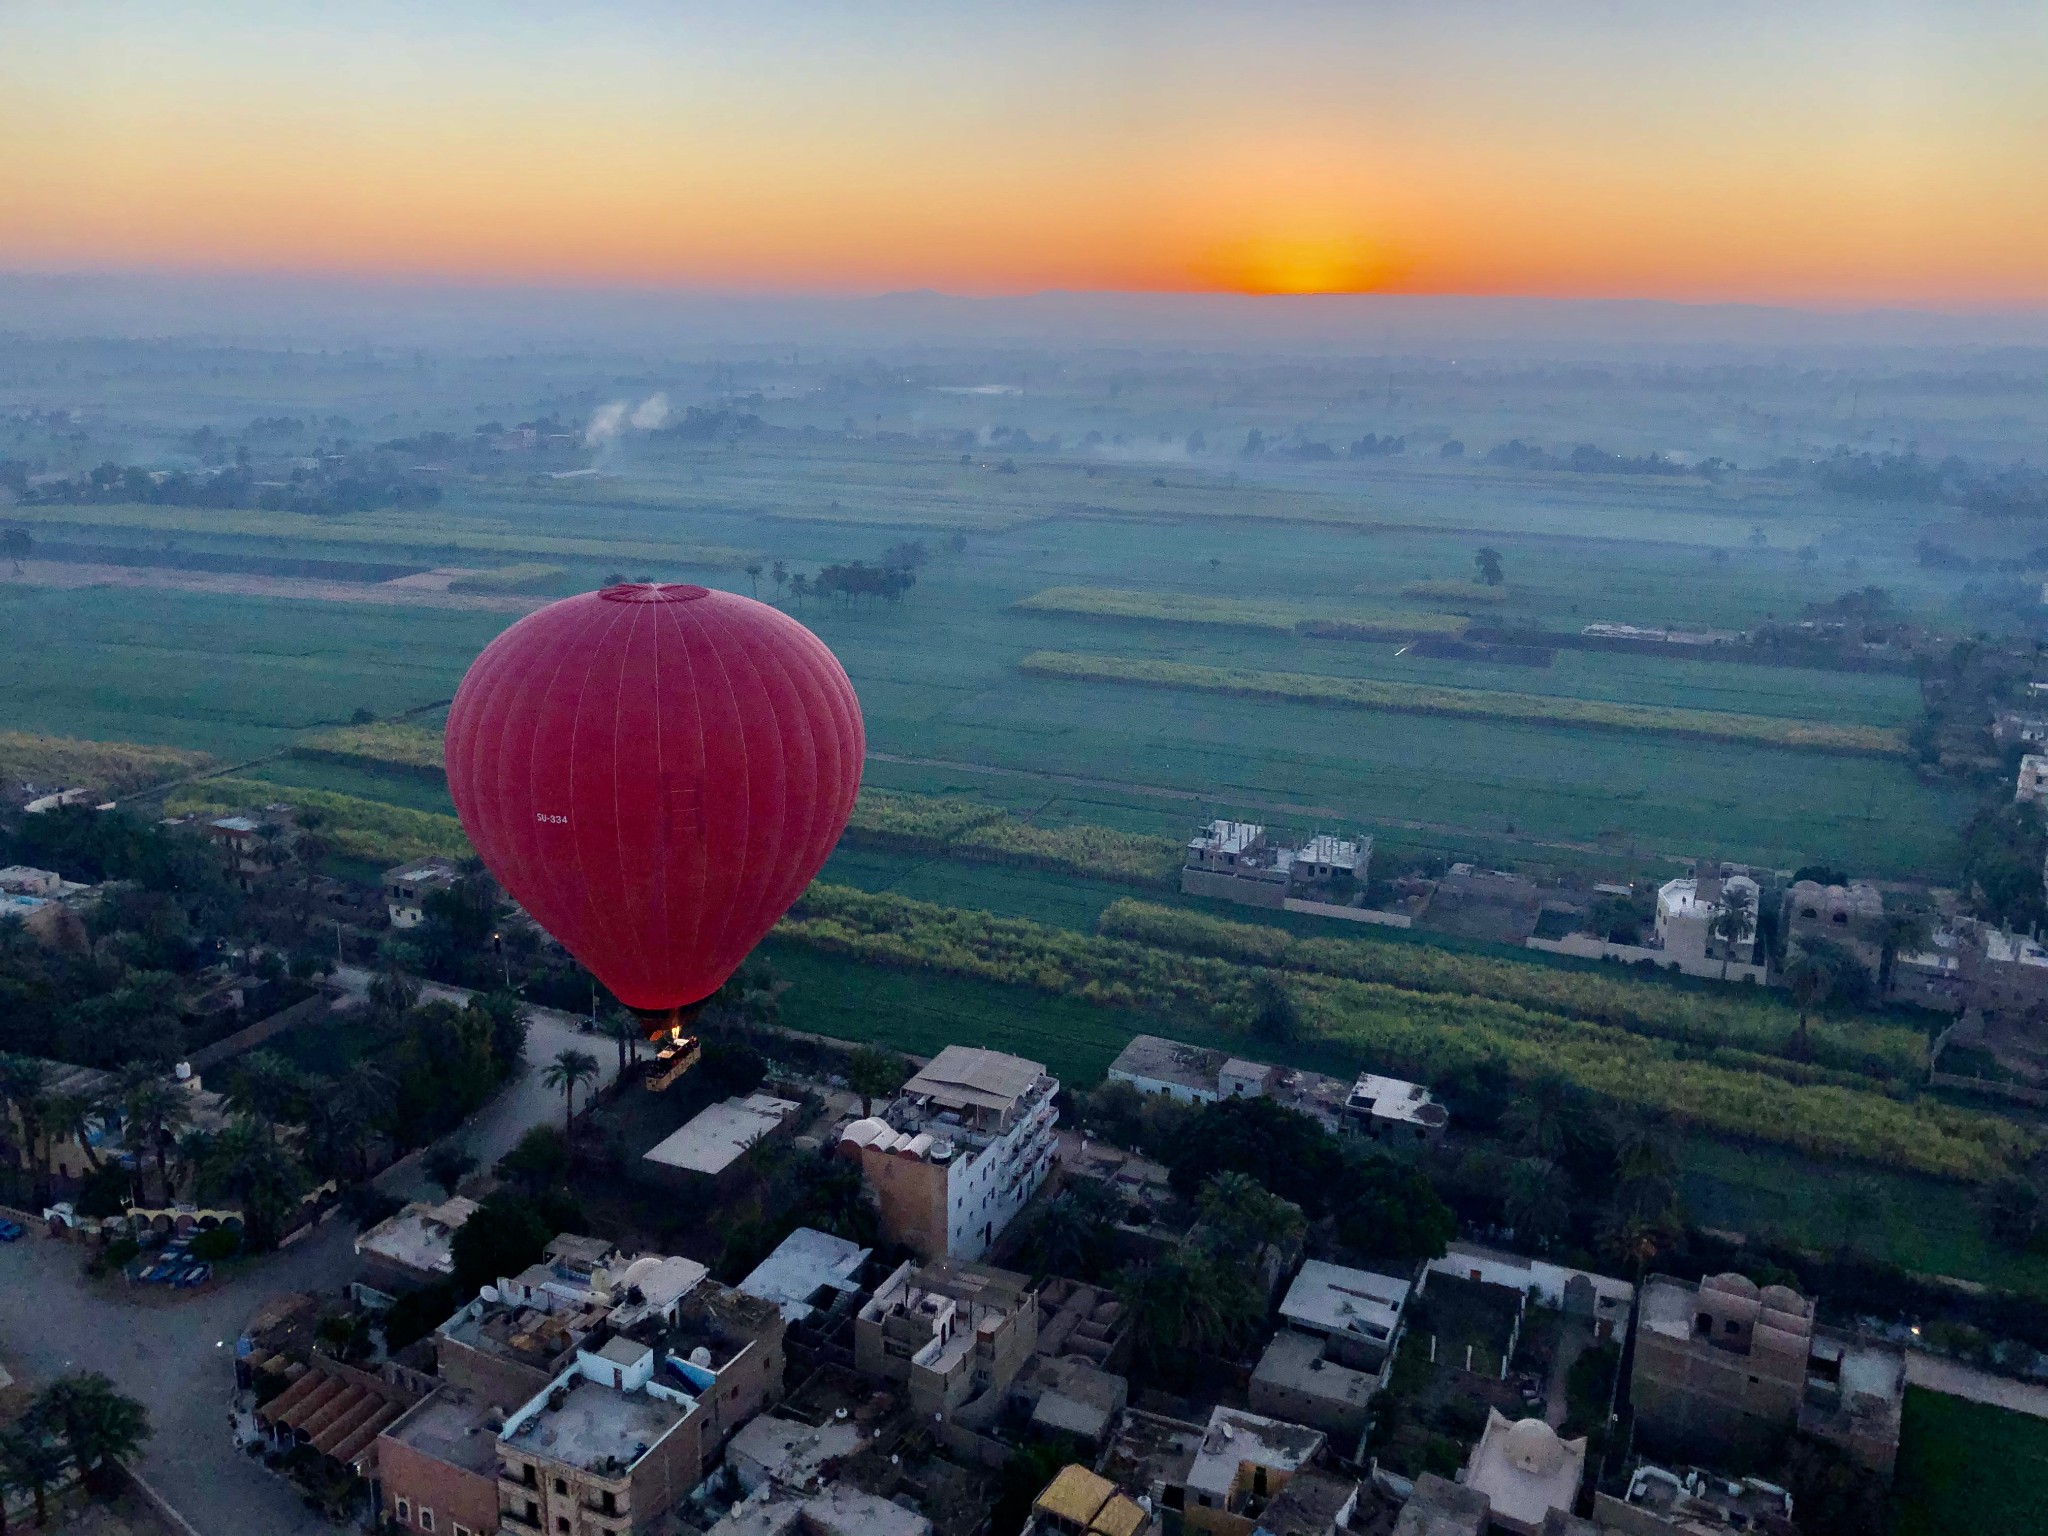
[480,1285,500,1303]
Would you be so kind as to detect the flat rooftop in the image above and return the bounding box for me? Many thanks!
[1280,1259,1411,1342]
[500,1375,688,1475]
[1186,1406,1323,1501]
[739,1227,870,1323]
[1639,1276,1699,1342]
[386,1386,501,1477]
[1253,1329,1376,1409]
[1105,1034,1224,1094]
[642,1094,801,1175]
[354,1197,478,1278]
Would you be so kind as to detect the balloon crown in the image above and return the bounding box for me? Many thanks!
[599,582,712,604]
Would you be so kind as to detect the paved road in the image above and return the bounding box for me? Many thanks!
[1906,1350,2048,1421]
[0,978,625,1533]
[0,1218,361,1535]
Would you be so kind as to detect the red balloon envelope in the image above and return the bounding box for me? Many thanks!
[444,583,863,1017]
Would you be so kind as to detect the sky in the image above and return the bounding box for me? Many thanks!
[3,0,2045,306]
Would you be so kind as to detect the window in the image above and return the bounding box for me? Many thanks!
[454,1527,473,1536]
[557,1521,570,1534]
[521,1464,539,1488]
[554,1478,568,1496]
[396,1499,411,1524]
[523,1501,539,1526]
[420,1511,434,1533]
[1724,1319,1741,1335]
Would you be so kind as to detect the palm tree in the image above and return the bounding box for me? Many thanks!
[120,1070,191,1204]
[1196,1171,1305,1272]
[197,1117,306,1248]
[599,1012,641,1079]
[226,1050,304,1130]
[0,1056,53,1203]
[423,1142,478,1199]
[170,1127,216,1202]
[771,560,788,600]
[34,1374,150,1493]
[1504,1157,1569,1247]
[1782,950,1833,1060]
[0,1423,69,1529]
[1878,912,1934,995]
[44,1088,111,1176]
[543,1049,601,1138]
[1710,883,1756,980]
[1501,1078,1575,1161]
[369,965,421,1021]
[745,561,764,596]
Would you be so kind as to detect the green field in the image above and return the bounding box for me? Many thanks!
[1681,1137,2048,1294]
[1891,1389,2048,1535]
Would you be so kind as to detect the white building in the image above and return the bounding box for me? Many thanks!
[1342,1072,1450,1145]
[1180,820,1372,910]
[641,1093,803,1186]
[838,1046,1058,1261]
[737,1227,871,1325]
[383,857,461,928]
[1462,1412,1587,1536]
[1278,1259,1413,1372]
[1427,1243,1634,1341]
[2018,754,2048,805]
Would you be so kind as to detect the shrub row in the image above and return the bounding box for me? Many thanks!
[0,732,213,796]
[165,777,471,866]
[1095,899,1928,1080]
[1017,651,1909,757]
[1398,579,1509,605]
[1012,585,1468,638]
[774,884,2027,1181]
[293,722,447,775]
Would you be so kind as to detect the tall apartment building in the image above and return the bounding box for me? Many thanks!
[838,1045,1059,1261]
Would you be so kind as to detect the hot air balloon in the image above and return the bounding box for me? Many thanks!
[444,583,863,1057]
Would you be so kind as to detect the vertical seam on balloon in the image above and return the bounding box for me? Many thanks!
[558,597,632,997]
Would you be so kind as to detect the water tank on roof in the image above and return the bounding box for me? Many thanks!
[689,1347,712,1369]
[174,1061,193,1081]
[480,1285,500,1303]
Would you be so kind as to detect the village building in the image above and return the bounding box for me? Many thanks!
[374,1384,503,1536]
[384,857,462,929]
[1427,1244,1633,1342]
[1180,820,1370,910]
[1650,871,1765,983]
[1782,879,1886,987]
[1390,1472,1491,1536]
[1277,1260,1413,1372]
[838,1046,1058,1261]
[1591,1463,1797,1535]
[1631,1273,1906,1480]
[353,1196,479,1300]
[854,1257,1038,1427]
[1024,1464,1150,1536]
[640,1093,805,1190]
[2017,753,2048,804]
[738,1227,872,1325]
[1178,1406,1325,1536]
[1462,1412,1587,1536]
[1248,1329,1377,1441]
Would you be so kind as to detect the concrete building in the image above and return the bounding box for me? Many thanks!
[1632,1274,1906,1480]
[854,1258,1038,1426]
[385,857,462,929]
[354,1197,479,1299]
[437,1290,613,1412]
[1340,1073,1449,1146]
[1277,1260,1413,1372]
[1180,821,1370,910]
[376,1384,503,1536]
[1024,1465,1150,1536]
[2018,753,2048,804]
[1427,1244,1633,1342]
[1105,1035,1235,1105]
[704,1482,933,1536]
[640,1094,803,1189]
[1967,926,2048,1022]
[722,1414,865,1496]
[1248,1469,1362,1536]
[622,1279,788,1454]
[738,1227,871,1326]
[838,1045,1058,1261]
[1651,872,1765,984]
[1390,1473,1490,1536]
[495,1343,700,1535]
[1782,880,1886,987]
[3,1057,115,1183]
[1178,1406,1325,1536]
[1011,1354,1129,1446]
[1591,1463,1796,1536]
[1248,1330,1377,1442]
[1462,1412,1587,1536]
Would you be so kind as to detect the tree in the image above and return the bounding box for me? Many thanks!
[1475,547,1504,586]
[1710,883,1756,980]
[845,1046,908,1117]
[599,1010,640,1079]
[745,561,763,596]
[120,1070,191,1203]
[44,1088,110,1175]
[369,965,421,1021]
[497,1125,570,1197]
[1195,1171,1304,1271]
[771,559,788,600]
[0,1055,52,1201]
[1501,1079,1575,1161]
[225,1050,304,1129]
[195,1116,306,1248]
[542,1048,600,1137]
[0,1422,69,1529]
[1504,1158,1569,1247]
[1829,1174,1885,1251]
[1978,1171,2044,1251]
[2,526,28,575]
[1118,1247,1262,1379]
[1782,949,1833,1059]
[1247,973,1300,1045]
[1877,911,1934,994]
[34,1374,150,1492]
[449,1189,557,1295]
[423,1142,478,1199]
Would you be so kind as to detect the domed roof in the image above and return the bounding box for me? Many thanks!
[1702,1271,1760,1299]
[1503,1415,1567,1476]
[1759,1283,1808,1316]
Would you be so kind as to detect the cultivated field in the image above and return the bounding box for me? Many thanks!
[1013,584,1469,637]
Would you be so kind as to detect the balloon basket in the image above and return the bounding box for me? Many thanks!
[634,1002,704,1093]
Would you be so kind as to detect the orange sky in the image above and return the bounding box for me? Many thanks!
[4,2,2045,305]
